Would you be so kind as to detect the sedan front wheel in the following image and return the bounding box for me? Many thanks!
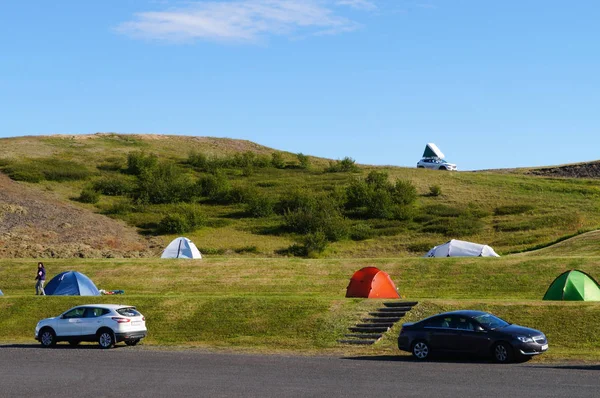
[412,341,430,360]
[494,342,513,363]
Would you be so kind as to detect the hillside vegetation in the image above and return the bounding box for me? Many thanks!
[1,133,600,258]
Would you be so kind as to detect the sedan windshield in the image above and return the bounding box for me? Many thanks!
[473,314,510,330]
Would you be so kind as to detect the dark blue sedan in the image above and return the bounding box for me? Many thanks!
[398,310,548,362]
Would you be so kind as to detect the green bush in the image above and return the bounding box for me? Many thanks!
[246,194,275,217]
[158,214,189,234]
[303,231,328,257]
[77,187,100,204]
[187,151,209,170]
[283,195,348,241]
[391,179,418,206]
[92,175,135,196]
[196,172,231,203]
[133,162,194,204]
[158,204,206,234]
[126,151,158,175]
[271,152,286,169]
[429,185,442,197]
[276,189,317,215]
[325,157,359,173]
[350,223,373,241]
[297,153,310,169]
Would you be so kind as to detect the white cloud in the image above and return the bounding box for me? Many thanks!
[116,0,366,44]
[336,0,377,11]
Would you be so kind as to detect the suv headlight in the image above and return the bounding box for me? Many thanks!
[516,336,533,343]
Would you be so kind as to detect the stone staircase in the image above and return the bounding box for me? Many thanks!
[339,301,418,345]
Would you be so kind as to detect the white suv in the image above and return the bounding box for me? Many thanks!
[416,158,457,171]
[35,304,147,349]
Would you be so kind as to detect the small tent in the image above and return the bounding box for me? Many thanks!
[423,143,445,159]
[346,267,400,299]
[543,270,600,301]
[45,271,100,296]
[425,239,500,257]
[161,237,202,259]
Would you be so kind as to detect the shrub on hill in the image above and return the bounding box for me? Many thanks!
[345,171,417,220]
[158,204,206,234]
[283,195,348,241]
[297,153,310,169]
[271,152,286,169]
[133,162,194,204]
[325,157,359,173]
[245,193,275,218]
[126,151,158,176]
[196,172,231,203]
[428,184,442,197]
[76,187,100,204]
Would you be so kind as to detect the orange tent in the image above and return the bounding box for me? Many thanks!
[345,267,399,299]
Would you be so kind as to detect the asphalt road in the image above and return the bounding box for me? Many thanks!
[0,344,598,398]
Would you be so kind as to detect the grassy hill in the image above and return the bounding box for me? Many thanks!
[1,257,599,360]
[1,133,600,258]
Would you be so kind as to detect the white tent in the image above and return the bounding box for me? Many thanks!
[423,143,445,159]
[161,237,202,259]
[425,239,500,257]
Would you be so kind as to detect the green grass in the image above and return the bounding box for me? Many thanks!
[1,257,600,360]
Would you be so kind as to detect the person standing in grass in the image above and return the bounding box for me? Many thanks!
[35,262,46,295]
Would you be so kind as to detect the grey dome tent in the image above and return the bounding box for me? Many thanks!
[425,239,500,257]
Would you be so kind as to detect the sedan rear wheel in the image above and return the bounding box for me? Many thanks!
[412,341,430,360]
[494,342,513,363]
[40,329,56,348]
[98,331,115,349]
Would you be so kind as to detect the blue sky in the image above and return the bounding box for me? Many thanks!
[1,0,599,170]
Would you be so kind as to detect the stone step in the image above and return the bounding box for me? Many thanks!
[338,339,376,345]
[362,317,402,324]
[349,326,390,333]
[344,333,383,340]
[369,311,406,318]
[378,307,412,313]
[384,301,418,308]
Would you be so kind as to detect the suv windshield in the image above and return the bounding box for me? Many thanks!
[116,307,141,317]
[474,314,510,330]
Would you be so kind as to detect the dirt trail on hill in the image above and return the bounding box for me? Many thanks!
[0,174,158,258]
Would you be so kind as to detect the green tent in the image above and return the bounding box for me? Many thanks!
[543,270,600,301]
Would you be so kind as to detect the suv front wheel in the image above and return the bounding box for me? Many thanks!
[98,330,115,349]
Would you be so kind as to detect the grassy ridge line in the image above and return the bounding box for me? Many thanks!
[1,296,599,361]
[2,257,600,299]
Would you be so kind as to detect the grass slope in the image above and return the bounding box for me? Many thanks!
[2,134,600,258]
[1,257,599,360]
